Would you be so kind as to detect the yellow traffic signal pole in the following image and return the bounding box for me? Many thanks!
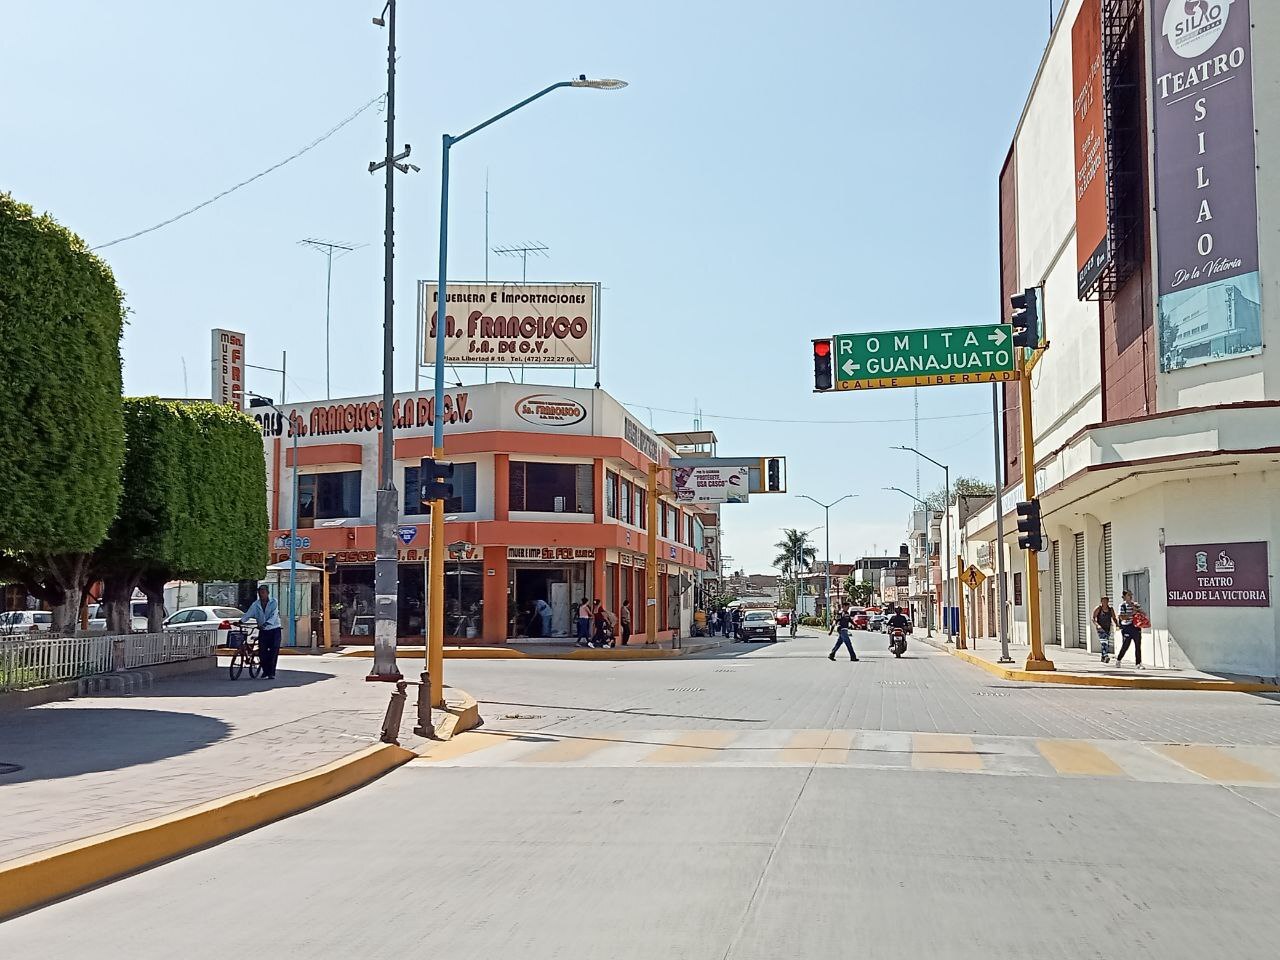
[956,554,968,650]
[1018,347,1055,671]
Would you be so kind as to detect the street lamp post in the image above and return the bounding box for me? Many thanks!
[893,447,953,643]
[430,75,626,706]
[797,495,856,629]
[885,486,933,638]
[249,394,297,649]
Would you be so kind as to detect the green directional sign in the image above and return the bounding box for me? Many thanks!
[832,324,1021,391]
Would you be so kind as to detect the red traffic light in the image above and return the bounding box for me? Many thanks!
[813,339,832,357]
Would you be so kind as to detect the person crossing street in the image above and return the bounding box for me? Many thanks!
[828,607,858,662]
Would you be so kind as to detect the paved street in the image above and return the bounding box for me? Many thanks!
[6,631,1280,958]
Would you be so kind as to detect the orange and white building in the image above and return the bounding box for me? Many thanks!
[254,383,710,645]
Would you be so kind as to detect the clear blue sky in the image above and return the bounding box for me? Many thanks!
[3,0,1058,574]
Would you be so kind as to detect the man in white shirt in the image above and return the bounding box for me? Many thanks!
[242,585,283,679]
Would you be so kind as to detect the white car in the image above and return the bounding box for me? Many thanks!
[0,610,54,634]
[163,606,246,647]
[87,601,150,633]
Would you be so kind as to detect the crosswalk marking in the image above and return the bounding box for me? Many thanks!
[642,730,737,763]
[1157,744,1277,784]
[1037,739,1125,777]
[911,733,983,772]
[413,727,1280,789]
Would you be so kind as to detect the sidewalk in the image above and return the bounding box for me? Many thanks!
[340,636,732,661]
[917,633,1280,692]
[0,656,454,868]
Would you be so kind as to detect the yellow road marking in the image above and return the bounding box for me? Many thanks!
[643,730,737,763]
[818,730,856,765]
[522,735,620,763]
[911,733,983,772]
[1037,739,1124,777]
[1157,744,1277,783]
[775,730,830,764]
[413,731,518,763]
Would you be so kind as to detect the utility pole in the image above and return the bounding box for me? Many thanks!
[993,382,1013,662]
[299,238,360,400]
[367,0,418,683]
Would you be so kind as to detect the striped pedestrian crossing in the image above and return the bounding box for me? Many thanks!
[410,728,1280,787]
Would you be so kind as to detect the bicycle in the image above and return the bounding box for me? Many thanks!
[228,623,262,680]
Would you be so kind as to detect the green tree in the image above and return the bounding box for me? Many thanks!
[0,194,126,629]
[924,476,996,511]
[773,528,817,579]
[842,575,875,607]
[93,399,268,632]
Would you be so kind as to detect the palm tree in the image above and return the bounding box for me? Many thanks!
[773,528,817,579]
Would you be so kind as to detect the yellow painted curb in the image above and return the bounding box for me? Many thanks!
[0,742,414,921]
[435,687,483,740]
[948,645,1280,693]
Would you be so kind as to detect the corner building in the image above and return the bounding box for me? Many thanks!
[255,383,708,645]
[964,0,1280,678]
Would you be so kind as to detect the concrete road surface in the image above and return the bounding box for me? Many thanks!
[6,632,1280,959]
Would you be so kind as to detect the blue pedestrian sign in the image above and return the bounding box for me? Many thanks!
[397,526,418,545]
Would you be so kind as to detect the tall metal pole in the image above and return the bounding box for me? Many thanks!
[289,416,298,649]
[427,133,453,705]
[943,464,954,644]
[993,382,1012,662]
[369,0,402,682]
[324,250,334,399]
[824,520,831,626]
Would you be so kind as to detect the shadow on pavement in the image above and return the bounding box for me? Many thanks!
[0,709,231,783]
[143,665,336,697]
[481,699,767,724]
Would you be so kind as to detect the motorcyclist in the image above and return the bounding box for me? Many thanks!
[885,604,911,649]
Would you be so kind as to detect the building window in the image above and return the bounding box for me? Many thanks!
[403,462,477,516]
[661,503,674,540]
[297,471,360,526]
[686,514,694,546]
[636,489,647,529]
[1013,572,1023,606]
[620,479,632,524]
[509,461,593,513]
[605,470,618,519]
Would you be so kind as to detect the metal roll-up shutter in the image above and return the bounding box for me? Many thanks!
[1103,523,1114,601]
[1075,531,1087,647]
[1051,539,1063,646]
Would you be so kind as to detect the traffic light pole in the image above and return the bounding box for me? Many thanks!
[1017,348,1054,672]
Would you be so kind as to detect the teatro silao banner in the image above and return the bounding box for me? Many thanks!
[1151,0,1263,372]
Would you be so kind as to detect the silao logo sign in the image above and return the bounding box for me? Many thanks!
[514,394,586,427]
[1163,0,1232,59]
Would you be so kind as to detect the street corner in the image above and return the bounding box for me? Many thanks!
[433,686,483,741]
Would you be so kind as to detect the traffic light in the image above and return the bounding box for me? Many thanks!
[1010,287,1041,349]
[767,458,781,492]
[813,338,833,391]
[419,457,454,507]
[1016,498,1044,552]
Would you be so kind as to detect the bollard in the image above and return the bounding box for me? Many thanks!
[380,680,408,745]
[413,669,436,739]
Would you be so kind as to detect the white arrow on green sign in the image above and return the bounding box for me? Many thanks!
[832,323,1021,391]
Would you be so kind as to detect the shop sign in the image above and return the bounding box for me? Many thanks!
[1071,0,1109,298]
[623,417,659,461]
[672,465,749,504]
[1166,541,1270,607]
[273,535,311,550]
[286,548,429,565]
[397,526,418,545]
[423,282,595,367]
[1152,0,1263,372]
[619,554,633,567]
[634,555,647,570]
[211,329,246,410]
[514,394,588,427]
[508,546,596,561]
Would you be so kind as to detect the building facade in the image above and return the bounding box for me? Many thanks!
[966,0,1280,678]
[254,383,708,645]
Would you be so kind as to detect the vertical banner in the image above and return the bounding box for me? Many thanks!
[1152,0,1262,372]
[211,329,246,409]
[1072,0,1109,298]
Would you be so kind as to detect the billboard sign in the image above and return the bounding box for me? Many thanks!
[1072,0,1109,298]
[672,465,750,504]
[211,329,245,410]
[1166,541,1270,607]
[1152,0,1262,372]
[422,282,595,366]
[832,325,1019,391]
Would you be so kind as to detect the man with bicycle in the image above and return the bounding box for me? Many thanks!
[242,585,282,680]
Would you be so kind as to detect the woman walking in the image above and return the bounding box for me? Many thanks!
[1116,590,1145,669]
[1092,596,1115,664]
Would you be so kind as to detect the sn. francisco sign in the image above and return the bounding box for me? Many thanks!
[832,324,1020,391]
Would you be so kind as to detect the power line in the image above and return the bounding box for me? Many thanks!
[620,402,988,426]
[91,94,385,250]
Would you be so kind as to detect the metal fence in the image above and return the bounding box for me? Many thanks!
[0,630,217,693]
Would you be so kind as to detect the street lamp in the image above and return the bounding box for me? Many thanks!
[885,486,934,638]
[892,447,954,641]
[429,75,627,706]
[796,495,856,629]
[249,393,297,649]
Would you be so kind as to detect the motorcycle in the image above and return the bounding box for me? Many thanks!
[890,626,907,658]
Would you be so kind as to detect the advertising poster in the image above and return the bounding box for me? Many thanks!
[672,466,749,504]
[211,328,245,410]
[1166,541,1270,607]
[1072,0,1110,298]
[422,282,595,366]
[1151,0,1262,371]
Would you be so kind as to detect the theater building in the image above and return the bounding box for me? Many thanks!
[254,383,709,644]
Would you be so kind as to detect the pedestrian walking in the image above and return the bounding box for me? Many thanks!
[828,608,859,662]
[720,607,730,637]
[620,600,632,646]
[533,597,552,639]
[592,599,609,647]
[1093,596,1116,663]
[1116,590,1145,668]
[576,597,592,647]
[242,585,282,680]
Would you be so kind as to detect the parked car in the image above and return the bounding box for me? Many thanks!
[851,608,869,630]
[775,610,792,627]
[866,609,886,632]
[87,601,150,633]
[163,606,246,647]
[0,610,53,634]
[737,609,778,642]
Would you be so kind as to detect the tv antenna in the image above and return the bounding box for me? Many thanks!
[299,238,364,398]
[492,241,549,283]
